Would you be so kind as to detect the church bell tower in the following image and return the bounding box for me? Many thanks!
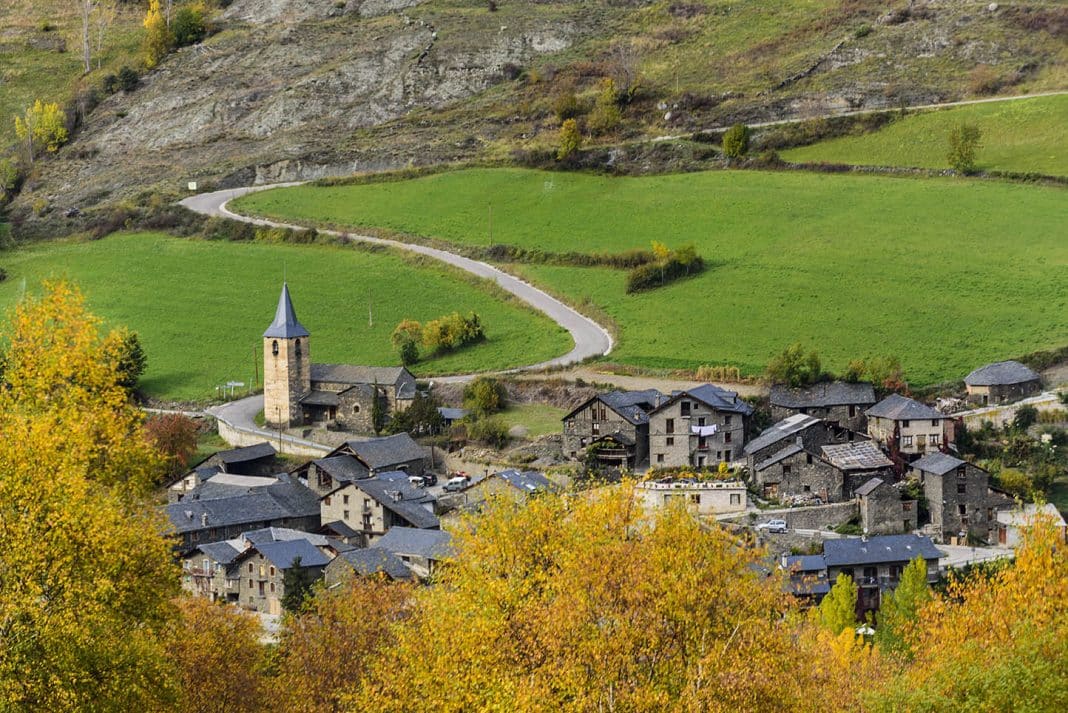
[263,282,311,429]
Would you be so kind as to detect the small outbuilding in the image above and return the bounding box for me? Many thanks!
[964,360,1042,405]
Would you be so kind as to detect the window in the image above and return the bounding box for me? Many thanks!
[249,579,253,588]
[690,494,700,504]
[848,405,856,417]
[957,482,966,494]
[270,583,275,593]
[902,435,913,447]
[248,563,253,573]
[806,453,813,464]
[803,485,811,492]
[203,558,210,573]
[592,423,600,435]
[666,437,674,446]
[666,418,675,434]
[272,340,279,356]
[782,464,791,476]
[903,501,913,511]
[724,415,732,426]
[681,401,691,417]
[698,417,706,427]
[724,432,732,443]
[324,496,332,506]
[343,510,350,519]
[343,495,350,505]
[902,420,910,428]
[916,434,926,446]
[958,504,967,516]
[353,404,360,414]
[729,493,741,505]
[957,466,967,479]
[931,419,939,427]
[657,454,665,463]
[863,566,877,580]
[364,499,371,509]
[269,566,275,577]
[930,433,940,445]
[295,339,302,357]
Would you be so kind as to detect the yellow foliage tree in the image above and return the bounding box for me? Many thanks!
[13,99,68,163]
[142,0,174,69]
[0,281,178,710]
[165,598,267,713]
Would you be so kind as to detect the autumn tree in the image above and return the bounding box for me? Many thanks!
[14,100,68,164]
[587,78,622,134]
[767,343,823,387]
[142,0,174,69]
[816,572,859,635]
[873,556,930,656]
[164,598,267,713]
[270,576,411,713]
[0,280,178,709]
[145,412,200,478]
[868,513,1068,711]
[462,376,507,417]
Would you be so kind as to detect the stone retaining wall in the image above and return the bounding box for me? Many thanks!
[722,501,858,531]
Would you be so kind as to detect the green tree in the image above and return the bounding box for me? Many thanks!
[463,376,507,417]
[766,343,822,387]
[874,556,931,656]
[1012,405,1038,432]
[387,391,444,435]
[371,381,386,434]
[282,557,317,613]
[947,122,982,174]
[557,118,581,161]
[172,3,207,47]
[587,78,622,134]
[142,0,174,69]
[391,319,422,365]
[817,572,858,635]
[722,123,751,159]
[112,328,147,393]
[13,99,68,164]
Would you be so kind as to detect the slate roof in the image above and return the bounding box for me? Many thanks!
[823,534,941,567]
[343,433,427,470]
[438,407,469,421]
[494,469,556,494]
[335,548,413,580]
[373,527,454,561]
[783,554,827,573]
[311,364,409,388]
[996,503,1067,528]
[254,539,331,569]
[312,455,369,483]
[754,443,803,472]
[744,413,822,456]
[909,451,967,476]
[821,442,893,471]
[195,541,244,565]
[320,520,361,540]
[564,389,664,426]
[657,384,754,416]
[770,382,876,409]
[166,474,320,534]
[591,430,636,447]
[300,390,339,407]
[263,282,310,339]
[965,360,1041,386]
[351,473,439,530]
[214,442,276,465]
[242,527,330,548]
[854,478,885,497]
[865,393,944,421]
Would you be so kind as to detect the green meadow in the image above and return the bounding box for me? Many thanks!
[782,94,1068,176]
[234,167,1068,385]
[0,233,569,401]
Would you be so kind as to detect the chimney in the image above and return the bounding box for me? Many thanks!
[861,527,868,543]
[201,513,209,527]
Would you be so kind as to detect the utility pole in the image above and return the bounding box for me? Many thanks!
[368,289,373,328]
[252,344,259,392]
[488,204,493,244]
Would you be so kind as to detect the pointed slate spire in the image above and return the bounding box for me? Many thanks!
[263,282,310,339]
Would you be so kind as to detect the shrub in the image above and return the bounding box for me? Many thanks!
[118,66,140,92]
[0,267,7,283]
[947,122,982,174]
[625,242,705,293]
[766,344,823,387]
[968,65,1001,95]
[1013,405,1038,432]
[463,377,507,417]
[557,119,581,161]
[391,319,422,365]
[587,78,622,135]
[143,413,199,477]
[553,92,584,122]
[421,312,484,354]
[722,123,750,159]
[172,4,207,47]
[467,416,509,448]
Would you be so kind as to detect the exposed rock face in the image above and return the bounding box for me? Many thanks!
[19,4,578,219]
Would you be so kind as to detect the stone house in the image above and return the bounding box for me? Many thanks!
[996,503,1068,547]
[750,444,840,502]
[262,282,416,430]
[908,452,1011,544]
[326,433,430,479]
[372,527,454,580]
[232,539,331,615]
[647,385,754,468]
[321,471,439,546]
[856,478,918,536]
[460,469,557,507]
[823,534,942,618]
[865,394,949,463]
[323,547,413,587]
[819,441,895,498]
[562,389,665,468]
[744,413,861,473]
[770,381,876,432]
[302,453,370,498]
[635,478,747,516]
[964,360,1042,405]
[169,442,278,502]
[165,472,321,553]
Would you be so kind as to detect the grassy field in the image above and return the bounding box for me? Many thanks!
[234,167,1068,385]
[498,402,569,439]
[782,95,1068,176]
[0,232,569,401]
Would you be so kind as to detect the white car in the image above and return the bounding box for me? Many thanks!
[443,476,469,492]
[756,519,788,534]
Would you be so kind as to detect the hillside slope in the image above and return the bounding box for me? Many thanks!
[7,0,1067,234]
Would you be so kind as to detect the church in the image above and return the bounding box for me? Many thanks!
[263,283,416,431]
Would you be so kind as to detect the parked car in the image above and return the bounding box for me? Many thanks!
[408,475,426,488]
[443,476,469,492]
[423,473,438,486]
[756,519,788,534]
